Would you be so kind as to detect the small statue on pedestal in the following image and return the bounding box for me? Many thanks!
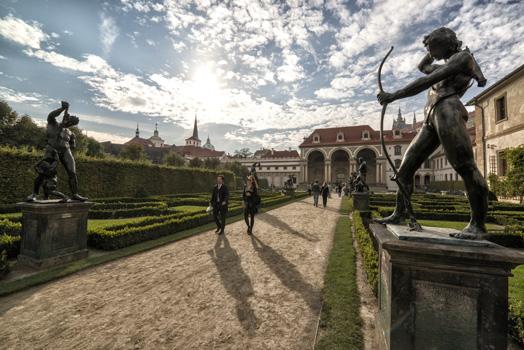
[26,101,88,202]
[354,158,369,193]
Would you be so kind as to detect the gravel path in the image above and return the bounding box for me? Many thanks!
[0,196,341,350]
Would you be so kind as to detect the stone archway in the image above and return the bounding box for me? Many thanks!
[307,150,325,183]
[424,174,431,186]
[331,149,350,183]
[356,148,377,185]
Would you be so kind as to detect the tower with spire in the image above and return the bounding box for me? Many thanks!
[392,107,407,129]
[149,122,165,147]
[203,135,215,150]
[185,112,201,147]
[135,123,140,138]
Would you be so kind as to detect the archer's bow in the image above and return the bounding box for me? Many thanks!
[377,46,422,231]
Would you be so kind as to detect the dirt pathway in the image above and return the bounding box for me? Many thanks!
[0,196,341,350]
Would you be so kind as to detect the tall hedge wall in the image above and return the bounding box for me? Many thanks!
[0,148,236,204]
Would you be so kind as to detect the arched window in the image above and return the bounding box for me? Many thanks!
[337,132,344,141]
[394,159,401,168]
[394,145,401,156]
[362,131,369,140]
[313,134,320,143]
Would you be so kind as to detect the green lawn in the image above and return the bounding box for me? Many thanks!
[510,265,524,305]
[315,198,363,350]
[417,219,503,231]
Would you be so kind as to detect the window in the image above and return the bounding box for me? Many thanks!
[424,160,431,169]
[498,150,508,176]
[445,158,448,166]
[337,132,344,141]
[362,131,369,140]
[266,167,271,170]
[445,174,448,181]
[495,94,507,122]
[292,166,296,170]
[283,166,287,170]
[313,134,320,143]
[489,155,497,175]
[275,166,279,170]
[394,145,401,156]
[394,159,401,168]
[455,173,459,181]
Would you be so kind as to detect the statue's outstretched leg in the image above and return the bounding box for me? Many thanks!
[434,100,488,239]
[60,149,88,201]
[26,175,44,202]
[377,124,439,225]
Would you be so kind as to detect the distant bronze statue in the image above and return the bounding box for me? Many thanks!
[249,162,260,183]
[27,101,88,202]
[376,27,487,239]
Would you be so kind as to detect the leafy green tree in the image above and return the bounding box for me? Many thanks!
[203,157,220,169]
[0,100,17,130]
[189,157,203,168]
[505,145,524,203]
[5,115,46,148]
[163,151,186,166]
[120,144,146,161]
[234,147,252,158]
[222,161,248,178]
[86,138,105,158]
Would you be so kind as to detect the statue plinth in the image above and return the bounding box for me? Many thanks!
[370,223,524,350]
[353,191,370,211]
[17,200,93,268]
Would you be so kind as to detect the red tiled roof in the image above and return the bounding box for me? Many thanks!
[299,125,417,147]
[173,145,224,158]
[124,136,154,147]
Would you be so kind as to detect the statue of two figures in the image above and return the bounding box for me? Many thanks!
[376,27,487,240]
[354,157,369,193]
[26,101,88,203]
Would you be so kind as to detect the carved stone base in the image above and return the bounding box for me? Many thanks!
[370,223,524,350]
[353,191,370,211]
[17,201,93,269]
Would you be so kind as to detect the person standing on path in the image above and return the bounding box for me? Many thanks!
[321,181,330,208]
[243,175,260,235]
[210,174,229,235]
[311,180,320,207]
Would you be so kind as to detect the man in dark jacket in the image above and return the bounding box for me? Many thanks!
[311,180,320,207]
[210,175,229,235]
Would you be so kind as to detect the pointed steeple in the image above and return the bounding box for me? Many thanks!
[154,122,159,137]
[413,111,416,125]
[192,113,199,140]
[398,106,403,121]
[135,123,140,137]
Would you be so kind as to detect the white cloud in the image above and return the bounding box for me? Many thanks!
[99,13,119,54]
[0,15,48,49]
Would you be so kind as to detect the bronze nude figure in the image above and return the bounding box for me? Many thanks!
[27,101,88,202]
[376,27,488,239]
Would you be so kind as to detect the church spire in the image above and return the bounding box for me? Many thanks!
[398,106,403,121]
[135,123,140,137]
[192,112,199,140]
[154,122,159,137]
[413,111,416,125]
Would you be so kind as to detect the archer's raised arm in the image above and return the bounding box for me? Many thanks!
[393,51,470,100]
[47,101,69,124]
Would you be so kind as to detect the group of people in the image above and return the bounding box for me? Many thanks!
[209,174,260,236]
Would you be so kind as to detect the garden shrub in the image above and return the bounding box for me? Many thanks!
[0,234,21,258]
[353,208,379,296]
[0,219,22,236]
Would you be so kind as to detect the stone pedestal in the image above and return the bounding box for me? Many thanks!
[17,201,93,268]
[370,223,524,350]
[353,191,369,211]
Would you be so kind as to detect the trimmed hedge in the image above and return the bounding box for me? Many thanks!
[0,147,236,204]
[0,234,21,258]
[353,207,379,296]
[0,219,21,236]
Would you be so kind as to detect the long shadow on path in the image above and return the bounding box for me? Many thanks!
[208,234,258,336]
[257,212,319,242]
[249,234,320,312]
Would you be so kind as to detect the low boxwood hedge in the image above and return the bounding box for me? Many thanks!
[0,234,21,259]
[0,219,21,236]
[352,208,378,296]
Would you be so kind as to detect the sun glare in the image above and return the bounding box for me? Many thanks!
[191,62,225,108]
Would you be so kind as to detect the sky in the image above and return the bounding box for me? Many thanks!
[0,0,522,153]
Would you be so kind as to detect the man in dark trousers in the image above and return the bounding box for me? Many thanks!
[210,175,229,235]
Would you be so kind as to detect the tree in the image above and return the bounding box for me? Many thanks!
[203,157,221,169]
[189,157,203,168]
[222,161,249,178]
[5,115,46,148]
[86,138,105,158]
[120,144,146,161]
[505,145,524,203]
[234,147,252,158]
[163,151,186,167]
[0,100,17,130]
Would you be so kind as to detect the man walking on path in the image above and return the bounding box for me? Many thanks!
[210,175,229,235]
[311,180,320,207]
